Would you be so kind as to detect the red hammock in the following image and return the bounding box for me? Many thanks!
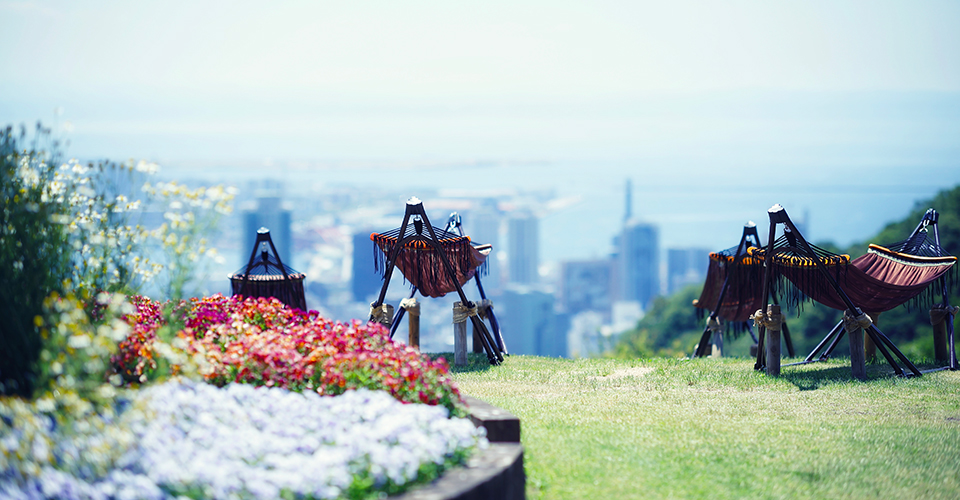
[752,244,956,312]
[695,250,764,323]
[371,228,491,298]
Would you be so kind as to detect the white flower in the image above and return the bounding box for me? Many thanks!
[136,160,159,175]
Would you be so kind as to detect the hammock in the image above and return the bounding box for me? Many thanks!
[695,245,764,323]
[751,238,956,313]
[754,205,957,377]
[371,224,490,298]
[369,198,502,365]
[692,222,796,358]
[230,228,307,311]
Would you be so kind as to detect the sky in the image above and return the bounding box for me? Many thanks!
[2,1,959,257]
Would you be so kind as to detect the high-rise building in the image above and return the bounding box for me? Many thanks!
[560,260,613,317]
[466,200,501,292]
[351,229,382,302]
[615,179,659,309]
[507,212,539,285]
[667,247,711,295]
[243,194,293,267]
[617,220,659,309]
[497,285,567,357]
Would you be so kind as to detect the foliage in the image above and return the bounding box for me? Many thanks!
[838,185,960,358]
[0,124,73,396]
[1,122,235,399]
[140,181,234,301]
[611,284,709,358]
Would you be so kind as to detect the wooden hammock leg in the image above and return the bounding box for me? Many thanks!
[770,293,795,357]
[389,288,418,339]
[472,326,484,353]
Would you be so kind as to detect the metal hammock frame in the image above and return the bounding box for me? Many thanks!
[387,212,508,355]
[779,208,958,373]
[231,228,307,311]
[691,222,795,358]
[370,198,503,365]
[755,205,957,377]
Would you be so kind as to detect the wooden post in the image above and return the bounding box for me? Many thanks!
[932,306,949,364]
[864,311,880,362]
[472,324,484,353]
[766,305,781,376]
[405,298,420,350]
[850,323,866,381]
[766,304,780,377]
[711,330,723,358]
[454,301,468,366]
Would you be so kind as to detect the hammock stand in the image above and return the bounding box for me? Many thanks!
[388,212,508,355]
[230,228,307,311]
[369,198,503,365]
[754,205,957,378]
[691,222,795,358]
[780,208,958,373]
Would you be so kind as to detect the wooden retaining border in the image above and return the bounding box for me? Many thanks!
[393,396,525,500]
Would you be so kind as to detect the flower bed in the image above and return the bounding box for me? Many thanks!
[114,294,466,415]
[1,293,485,499]
[2,381,486,500]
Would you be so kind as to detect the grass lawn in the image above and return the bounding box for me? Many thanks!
[445,354,960,500]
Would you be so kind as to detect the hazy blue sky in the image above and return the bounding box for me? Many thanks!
[2,1,959,255]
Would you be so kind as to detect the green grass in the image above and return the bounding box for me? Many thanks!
[443,354,960,500]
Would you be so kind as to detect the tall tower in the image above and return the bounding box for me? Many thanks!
[507,211,539,284]
[617,221,659,308]
[616,180,659,309]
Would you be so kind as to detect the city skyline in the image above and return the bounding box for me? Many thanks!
[2,2,959,270]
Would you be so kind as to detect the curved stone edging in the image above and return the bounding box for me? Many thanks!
[393,397,525,499]
[394,443,524,500]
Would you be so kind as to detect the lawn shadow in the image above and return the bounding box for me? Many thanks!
[427,352,494,374]
[778,359,944,390]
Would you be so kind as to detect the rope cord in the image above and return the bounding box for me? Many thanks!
[399,298,420,316]
[369,303,395,326]
[751,309,783,331]
[930,304,959,325]
[452,301,479,324]
[842,311,873,333]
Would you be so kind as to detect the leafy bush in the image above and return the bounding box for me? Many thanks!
[1,125,73,397]
[1,122,235,398]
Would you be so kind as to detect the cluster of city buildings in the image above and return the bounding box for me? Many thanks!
[217,180,710,357]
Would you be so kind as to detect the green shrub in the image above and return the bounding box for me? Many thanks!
[0,124,73,397]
